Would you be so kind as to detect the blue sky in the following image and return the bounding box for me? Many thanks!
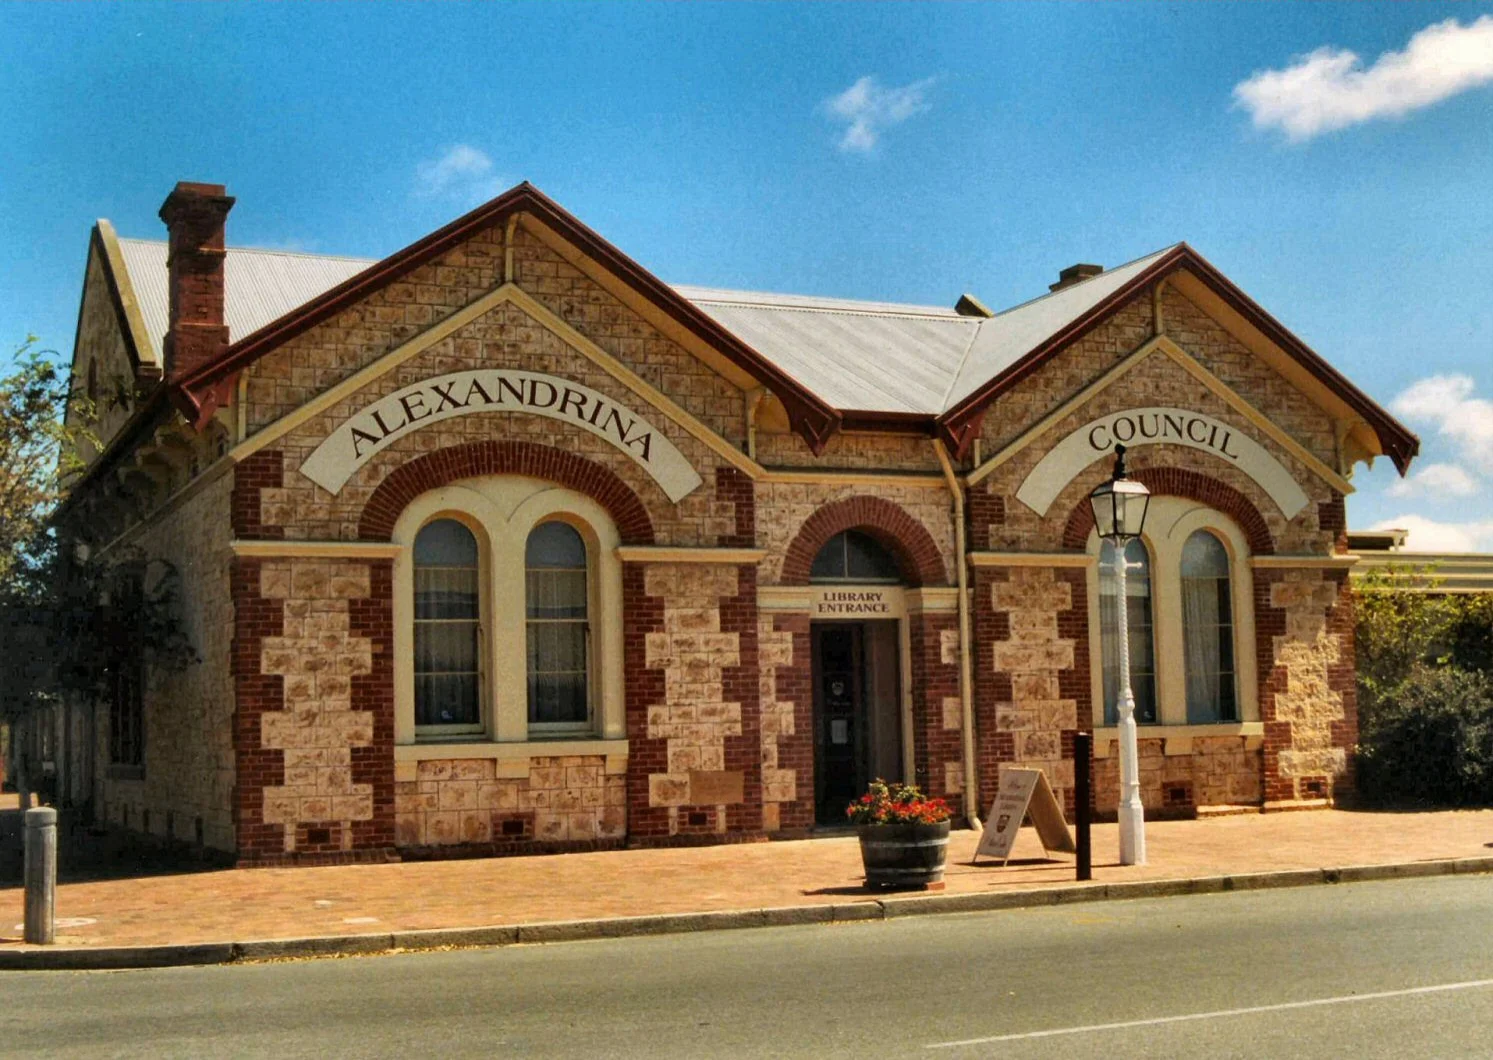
[3,2,1492,549]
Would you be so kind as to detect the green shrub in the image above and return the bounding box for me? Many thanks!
[1357,666,1493,807]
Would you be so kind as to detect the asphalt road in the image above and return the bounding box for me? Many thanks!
[5,874,1493,1058]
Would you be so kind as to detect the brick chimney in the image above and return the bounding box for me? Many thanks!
[1049,263,1102,292]
[158,181,235,380]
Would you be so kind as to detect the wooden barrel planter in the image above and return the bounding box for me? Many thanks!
[857,820,950,888]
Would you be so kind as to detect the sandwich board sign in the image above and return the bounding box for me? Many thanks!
[974,767,1076,865]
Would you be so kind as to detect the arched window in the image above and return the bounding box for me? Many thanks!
[1099,538,1157,725]
[526,521,590,732]
[1181,530,1237,723]
[413,519,482,731]
[810,530,901,583]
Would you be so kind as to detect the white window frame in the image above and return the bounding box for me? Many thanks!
[392,477,626,748]
[1086,497,1259,730]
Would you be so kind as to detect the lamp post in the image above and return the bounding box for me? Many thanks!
[1089,443,1151,866]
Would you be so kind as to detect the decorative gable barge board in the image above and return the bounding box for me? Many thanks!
[936,246,1418,474]
[170,182,841,452]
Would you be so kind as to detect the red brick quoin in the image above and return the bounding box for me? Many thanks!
[780,495,949,587]
[357,441,656,544]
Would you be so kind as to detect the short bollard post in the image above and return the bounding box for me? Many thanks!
[24,806,57,945]
[1074,732,1092,882]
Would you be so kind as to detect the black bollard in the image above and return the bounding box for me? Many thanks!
[1074,732,1092,882]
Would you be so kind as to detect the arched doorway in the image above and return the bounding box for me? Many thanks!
[809,530,907,824]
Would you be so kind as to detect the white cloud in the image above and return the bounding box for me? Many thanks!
[1234,16,1493,140]
[1389,373,1493,475]
[1385,461,1479,498]
[415,144,505,205]
[822,75,935,153]
[1372,514,1493,553]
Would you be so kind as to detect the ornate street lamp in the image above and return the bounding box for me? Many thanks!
[1089,443,1150,866]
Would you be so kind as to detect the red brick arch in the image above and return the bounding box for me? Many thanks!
[1061,466,1275,554]
[356,440,655,544]
[781,495,948,587]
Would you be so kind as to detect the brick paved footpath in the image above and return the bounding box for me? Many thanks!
[2,808,1492,950]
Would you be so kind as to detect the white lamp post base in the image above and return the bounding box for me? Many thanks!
[1113,547,1147,867]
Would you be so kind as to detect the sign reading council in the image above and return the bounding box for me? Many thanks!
[299,370,704,501]
[1014,406,1309,519]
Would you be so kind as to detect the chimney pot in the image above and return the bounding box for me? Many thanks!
[1049,263,1103,292]
[158,181,235,381]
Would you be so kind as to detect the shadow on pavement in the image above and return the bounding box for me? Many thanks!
[0,807,228,888]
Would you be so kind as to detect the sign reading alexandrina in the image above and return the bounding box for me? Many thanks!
[299,370,704,502]
[1015,407,1309,519]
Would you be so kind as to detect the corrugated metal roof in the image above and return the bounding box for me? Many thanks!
[941,244,1180,410]
[112,233,1181,418]
[115,238,373,360]
[674,286,978,414]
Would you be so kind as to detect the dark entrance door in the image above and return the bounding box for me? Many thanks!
[812,623,865,825]
[810,621,903,826]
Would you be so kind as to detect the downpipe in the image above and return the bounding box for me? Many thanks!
[934,439,980,831]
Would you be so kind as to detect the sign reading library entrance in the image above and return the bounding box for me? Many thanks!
[299,370,704,501]
[810,587,906,620]
[975,767,1075,865]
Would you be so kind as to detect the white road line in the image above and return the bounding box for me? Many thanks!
[925,977,1493,1049]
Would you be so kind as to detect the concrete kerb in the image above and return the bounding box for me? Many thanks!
[4,855,1492,971]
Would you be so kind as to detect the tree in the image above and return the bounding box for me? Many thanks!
[0,338,195,803]
[1355,565,1493,806]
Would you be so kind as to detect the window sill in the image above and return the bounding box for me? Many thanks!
[1091,722,1263,758]
[396,738,628,763]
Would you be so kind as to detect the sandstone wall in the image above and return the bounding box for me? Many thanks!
[95,473,237,852]
[625,562,762,841]
[243,225,745,447]
[395,755,626,849]
[231,554,395,863]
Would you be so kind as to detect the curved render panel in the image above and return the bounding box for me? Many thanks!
[299,370,704,502]
[1015,407,1309,519]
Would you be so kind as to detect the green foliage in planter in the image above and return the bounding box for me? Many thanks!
[1357,666,1493,806]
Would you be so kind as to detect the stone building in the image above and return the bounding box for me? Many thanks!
[55,180,1418,864]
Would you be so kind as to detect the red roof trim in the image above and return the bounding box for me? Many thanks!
[938,244,1418,473]
[174,182,841,452]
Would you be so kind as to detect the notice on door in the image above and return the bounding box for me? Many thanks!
[974,768,1075,865]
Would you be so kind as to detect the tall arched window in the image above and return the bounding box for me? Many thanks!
[1182,530,1237,723]
[413,519,482,731]
[1100,538,1157,725]
[526,521,590,732]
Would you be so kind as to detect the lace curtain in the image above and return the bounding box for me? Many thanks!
[1181,531,1236,722]
[526,523,590,727]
